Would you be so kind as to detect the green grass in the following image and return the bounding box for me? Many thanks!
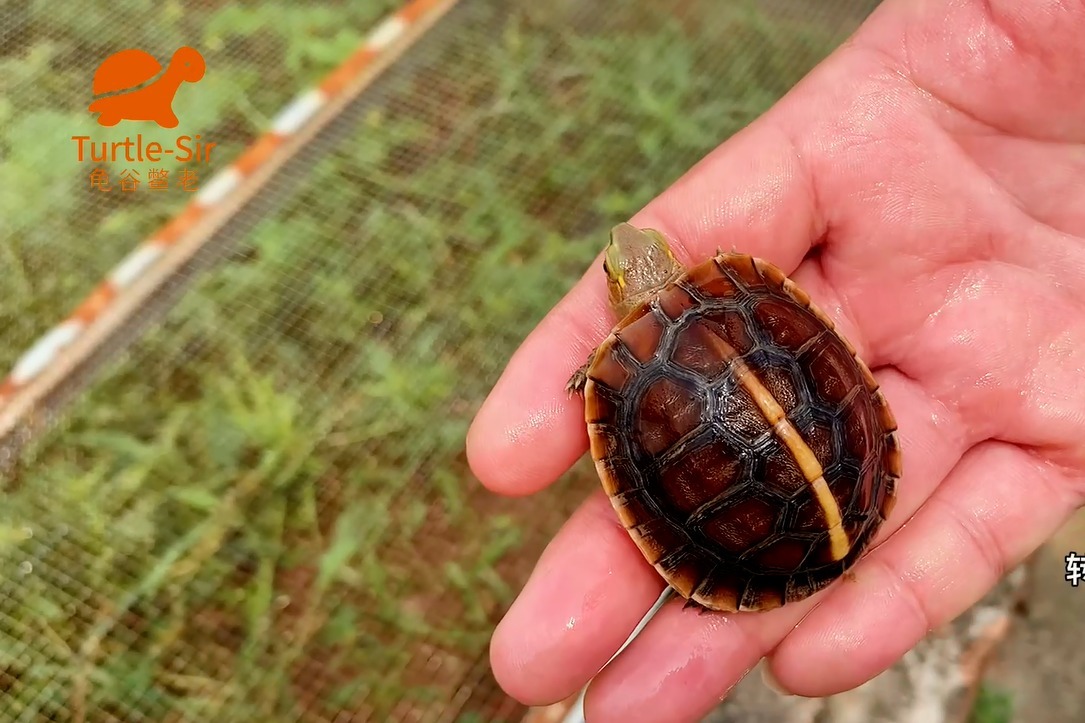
[0,0,851,719]
[969,684,1015,723]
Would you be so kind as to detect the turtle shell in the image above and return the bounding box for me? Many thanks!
[583,252,900,612]
[92,49,163,95]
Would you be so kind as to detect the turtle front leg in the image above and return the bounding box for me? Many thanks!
[565,348,597,396]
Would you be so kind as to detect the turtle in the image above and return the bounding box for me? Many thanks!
[566,223,901,612]
[88,46,206,128]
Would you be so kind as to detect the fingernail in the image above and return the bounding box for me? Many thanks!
[760,663,792,696]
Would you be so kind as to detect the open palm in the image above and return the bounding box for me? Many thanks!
[466,2,1085,721]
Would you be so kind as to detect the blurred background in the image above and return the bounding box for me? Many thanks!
[0,1,1080,721]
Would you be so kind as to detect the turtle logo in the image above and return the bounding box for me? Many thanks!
[88,47,206,128]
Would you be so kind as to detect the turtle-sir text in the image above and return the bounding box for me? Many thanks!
[70,134,216,164]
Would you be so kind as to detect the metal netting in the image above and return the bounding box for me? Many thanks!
[0,1,879,720]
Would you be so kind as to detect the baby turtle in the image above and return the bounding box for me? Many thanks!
[568,224,900,612]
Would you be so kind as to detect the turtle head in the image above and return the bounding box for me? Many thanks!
[169,47,206,83]
[603,223,684,319]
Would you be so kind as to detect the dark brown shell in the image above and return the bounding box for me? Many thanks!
[583,252,900,612]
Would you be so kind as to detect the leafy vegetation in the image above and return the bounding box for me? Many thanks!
[969,684,1015,723]
[0,0,849,719]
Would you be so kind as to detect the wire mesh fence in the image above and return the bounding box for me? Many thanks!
[0,1,879,720]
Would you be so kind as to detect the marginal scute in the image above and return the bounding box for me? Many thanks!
[873,389,898,432]
[782,277,811,306]
[587,422,620,463]
[854,461,877,514]
[692,566,742,611]
[878,475,898,521]
[657,549,709,598]
[685,258,741,300]
[596,457,643,496]
[610,489,655,529]
[584,381,618,423]
[581,242,900,613]
[741,580,784,611]
[718,253,763,290]
[753,257,788,289]
[857,357,880,392]
[884,430,903,478]
[629,518,688,566]
[588,339,632,392]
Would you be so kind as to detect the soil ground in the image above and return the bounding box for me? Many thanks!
[981,509,1085,723]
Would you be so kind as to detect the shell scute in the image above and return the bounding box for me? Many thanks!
[611,489,656,528]
[751,536,812,573]
[700,495,779,554]
[635,377,703,457]
[685,259,742,300]
[629,519,689,566]
[657,548,710,598]
[718,374,774,445]
[717,252,764,290]
[615,308,667,364]
[588,338,633,393]
[582,250,899,612]
[596,456,644,496]
[750,296,825,355]
[801,333,867,405]
[763,443,811,499]
[657,284,699,321]
[658,441,743,516]
[670,318,735,380]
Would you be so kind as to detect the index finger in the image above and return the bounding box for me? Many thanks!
[466,119,823,496]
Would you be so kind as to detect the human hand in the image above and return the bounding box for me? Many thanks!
[466,1,1085,721]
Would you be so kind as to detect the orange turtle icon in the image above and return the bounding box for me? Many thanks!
[88,47,205,128]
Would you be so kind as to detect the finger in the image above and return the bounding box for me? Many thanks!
[489,490,665,705]
[765,439,1084,697]
[499,369,959,716]
[466,118,822,497]
[583,592,812,723]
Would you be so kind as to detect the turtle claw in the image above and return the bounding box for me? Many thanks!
[683,596,711,614]
[565,349,597,396]
[565,366,587,396]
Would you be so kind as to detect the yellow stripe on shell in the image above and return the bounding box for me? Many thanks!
[730,357,850,561]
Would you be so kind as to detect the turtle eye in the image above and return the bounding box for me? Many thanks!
[602,258,610,275]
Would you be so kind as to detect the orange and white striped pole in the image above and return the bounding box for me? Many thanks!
[0,0,460,451]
